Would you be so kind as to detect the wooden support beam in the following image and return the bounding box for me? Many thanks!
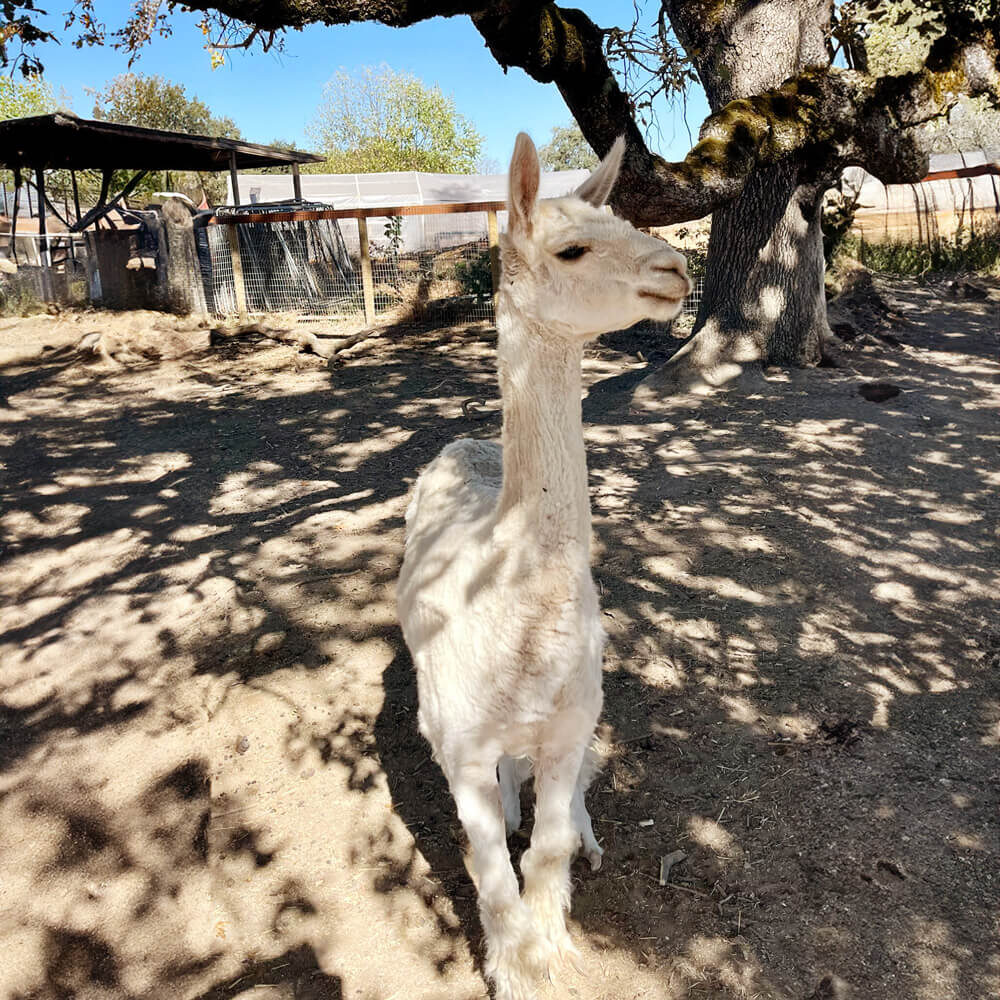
[357,216,375,327]
[211,199,508,226]
[225,222,249,319]
[230,152,241,206]
[487,209,501,312]
[292,163,302,202]
[36,167,53,301]
[72,170,148,232]
[10,167,20,263]
[35,168,50,268]
[71,170,81,223]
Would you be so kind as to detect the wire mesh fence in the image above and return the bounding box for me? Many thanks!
[197,205,499,325]
[1,233,90,308]
[195,202,700,328]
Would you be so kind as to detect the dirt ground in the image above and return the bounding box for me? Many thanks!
[1,280,998,1000]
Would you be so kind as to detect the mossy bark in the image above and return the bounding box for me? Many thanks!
[632,0,836,403]
[633,162,830,402]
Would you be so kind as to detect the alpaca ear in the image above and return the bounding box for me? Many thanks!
[574,136,625,208]
[508,132,540,234]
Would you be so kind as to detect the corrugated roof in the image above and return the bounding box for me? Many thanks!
[0,112,324,171]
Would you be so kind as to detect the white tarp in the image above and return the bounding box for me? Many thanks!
[846,149,1000,218]
[230,168,590,210]
[228,169,591,254]
[231,150,999,252]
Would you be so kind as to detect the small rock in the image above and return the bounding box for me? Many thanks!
[876,858,907,880]
[659,850,687,886]
[254,630,287,654]
[948,278,988,301]
[806,975,850,1000]
[236,736,250,754]
[859,382,901,402]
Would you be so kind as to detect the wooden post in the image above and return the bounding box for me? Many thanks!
[225,222,248,319]
[357,216,375,326]
[229,152,241,207]
[487,209,501,312]
[162,197,208,315]
[35,168,49,266]
[71,170,81,224]
[36,167,53,301]
[292,163,302,202]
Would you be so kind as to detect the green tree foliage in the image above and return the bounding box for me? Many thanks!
[90,73,241,138]
[0,75,55,120]
[88,73,242,205]
[538,124,598,171]
[925,96,1000,153]
[308,65,483,174]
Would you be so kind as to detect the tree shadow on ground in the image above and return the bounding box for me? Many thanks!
[1,290,998,998]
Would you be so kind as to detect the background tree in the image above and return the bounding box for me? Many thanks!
[5,2,997,396]
[925,96,1000,154]
[1,76,59,210]
[90,73,242,204]
[308,65,483,174]
[538,123,598,171]
[90,72,241,138]
[0,74,55,120]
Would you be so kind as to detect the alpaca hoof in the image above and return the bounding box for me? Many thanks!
[585,846,603,872]
[545,933,584,983]
[485,905,547,1000]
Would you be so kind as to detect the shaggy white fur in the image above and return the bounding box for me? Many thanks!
[397,132,690,1000]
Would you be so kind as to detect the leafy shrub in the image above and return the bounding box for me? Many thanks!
[838,223,1000,276]
[454,250,493,302]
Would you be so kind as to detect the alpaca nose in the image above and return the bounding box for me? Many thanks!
[648,248,692,297]
[650,248,688,277]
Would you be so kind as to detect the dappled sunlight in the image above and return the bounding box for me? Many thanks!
[1,282,997,998]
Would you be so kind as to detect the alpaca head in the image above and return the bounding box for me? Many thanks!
[499,132,691,340]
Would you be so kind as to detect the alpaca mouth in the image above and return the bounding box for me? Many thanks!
[640,272,692,304]
[639,289,684,305]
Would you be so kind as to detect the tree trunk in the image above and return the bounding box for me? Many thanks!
[634,161,831,401]
[631,0,835,403]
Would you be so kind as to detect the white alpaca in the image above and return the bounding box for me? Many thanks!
[397,133,689,1000]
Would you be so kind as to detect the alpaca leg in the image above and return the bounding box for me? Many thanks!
[571,775,603,872]
[450,760,546,1000]
[498,756,522,836]
[520,741,587,976]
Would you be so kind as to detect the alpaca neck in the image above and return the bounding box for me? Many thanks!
[494,300,591,553]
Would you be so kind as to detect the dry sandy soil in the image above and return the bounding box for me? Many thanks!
[1,281,998,1000]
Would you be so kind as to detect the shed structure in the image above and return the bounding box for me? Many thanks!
[0,112,323,308]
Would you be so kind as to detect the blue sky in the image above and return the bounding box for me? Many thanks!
[32,0,709,168]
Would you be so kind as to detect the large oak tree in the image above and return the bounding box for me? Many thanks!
[5,1,998,398]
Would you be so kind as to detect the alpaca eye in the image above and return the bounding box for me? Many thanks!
[556,245,589,261]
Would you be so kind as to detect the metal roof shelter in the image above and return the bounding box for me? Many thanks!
[0,112,323,173]
[0,111,323,271]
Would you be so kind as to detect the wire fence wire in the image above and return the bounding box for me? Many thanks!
[194,207,700,327]
[196,209,497,324]
[0,233,90,308]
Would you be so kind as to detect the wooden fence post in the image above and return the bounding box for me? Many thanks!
[487,209,501,311]
[225,223,249,320]
[357,216,375,326]
[162,197,208,315]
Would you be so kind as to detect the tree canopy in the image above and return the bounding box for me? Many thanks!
[308,65,483,174]
[0,75,55,120]
[3,1,995,225]
[538,123,598,172]
[89,73,241,138]
[3,0,997,392]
